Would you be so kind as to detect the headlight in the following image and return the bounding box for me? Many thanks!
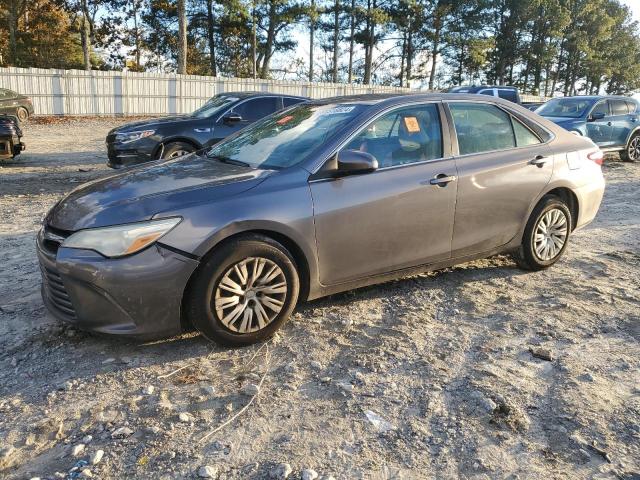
[115,130,155,144]
[63,218,181,258]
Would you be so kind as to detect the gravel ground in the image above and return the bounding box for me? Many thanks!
[0,118,639,480]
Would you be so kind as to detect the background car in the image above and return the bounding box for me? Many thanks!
[447,85,521,104]
[524,102,545,111]
[106,92,308,168]
[0,88,34,122]
[39,94,605,346]
[536,95,640,161]
[0,114,25,160]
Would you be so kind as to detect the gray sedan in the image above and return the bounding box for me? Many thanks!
[38,94,605,345]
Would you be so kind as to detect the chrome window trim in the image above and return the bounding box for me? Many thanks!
[308,100,447,175]
[444,99,555,159]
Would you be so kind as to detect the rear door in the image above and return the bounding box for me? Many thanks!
[586,100,613,146]
[310,102,457,284]
[446,101,552,257]
[609,99,634,147]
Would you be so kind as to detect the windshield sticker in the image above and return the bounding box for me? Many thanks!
[319,106,356,115]
[276,115,294,125]
[403,116,421,133]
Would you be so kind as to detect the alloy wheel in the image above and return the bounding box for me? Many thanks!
[168,149,190,158]
[628,136,640,161]
[532,208,568,261]
[213,257,287,333]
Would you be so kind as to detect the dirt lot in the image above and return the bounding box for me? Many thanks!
[0,118,639,480]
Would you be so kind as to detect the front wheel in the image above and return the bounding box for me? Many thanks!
[513,195,572,271]
[184,235,300,346]
[161,141,195,159]
[620,132,640,162]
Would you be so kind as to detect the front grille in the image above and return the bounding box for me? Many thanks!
[38,224,77,319]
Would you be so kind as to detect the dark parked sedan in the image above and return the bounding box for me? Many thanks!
[39,94,605,345]
[0,88,34,122]
[536,95,640,161]
[106,92,307,168]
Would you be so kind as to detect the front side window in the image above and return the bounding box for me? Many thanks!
[207,103,367,170]
[478,89,495,97]
[343,104,443,168]
[191,95,239,119]
[233,97,280,122]
[591,101,609,117]
[449,103,516,155]
[537,98,595,119]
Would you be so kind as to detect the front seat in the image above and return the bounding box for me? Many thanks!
[392,113,432,164]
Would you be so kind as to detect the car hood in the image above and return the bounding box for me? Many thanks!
[110,116,194,133]
[45,155,271,231]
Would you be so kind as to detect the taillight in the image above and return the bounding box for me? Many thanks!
[587,150,604,165]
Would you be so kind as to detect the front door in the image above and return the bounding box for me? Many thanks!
[586,100,613,147]
[310,103,457,285]
[447,101,553,257]
[212,97,281,144]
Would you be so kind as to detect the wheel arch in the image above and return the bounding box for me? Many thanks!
[153,137,202,159]
[539,186,579,231]
[624,126,640,147]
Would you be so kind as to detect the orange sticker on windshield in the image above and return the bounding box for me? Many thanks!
[403,116,420,133]
[277,115,294,125]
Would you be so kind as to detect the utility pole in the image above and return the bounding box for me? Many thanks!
[309,0,315,82]
[252,0,257,79]
[177,0,187,74]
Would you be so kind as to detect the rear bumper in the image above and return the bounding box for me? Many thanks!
[574,174,606,230]
[37,228,199,339]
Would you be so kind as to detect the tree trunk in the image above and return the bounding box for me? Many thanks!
[80,2,91,71]
[8,8,18,66]
[399,31,406,87]
[332,0,339,83]
[206,0,217,76]
[405,26,413,86]
[177,0,187,74]
[260,3,277,78]
[428,14,441,91]
[309,0,315,82]
[347,0,355,83]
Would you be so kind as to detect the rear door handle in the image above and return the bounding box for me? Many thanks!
[607,121,612,126]
[530,155,547,167]
[429,174,457,186]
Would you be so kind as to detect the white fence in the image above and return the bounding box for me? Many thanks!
[0,67,412,116]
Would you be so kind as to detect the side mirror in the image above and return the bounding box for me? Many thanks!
[336,150,378,175]
[222,113,243,124]
[589,112,606,122]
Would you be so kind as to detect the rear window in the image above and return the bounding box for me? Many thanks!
[625,100,638,114]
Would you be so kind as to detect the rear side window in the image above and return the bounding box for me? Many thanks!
[498,89,518,103]
[625,100,638,114]
[449,103,516,155]
[611,100,629,115]
[512,117,541,146]
[283,97,304,108]
[344,103,443,167]
[233,97,279,122]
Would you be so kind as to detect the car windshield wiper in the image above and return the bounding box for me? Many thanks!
[208,155,252,168]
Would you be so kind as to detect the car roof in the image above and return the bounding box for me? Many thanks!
[308,92,518,107]
[552,95,636,101]
[217,91,307,99]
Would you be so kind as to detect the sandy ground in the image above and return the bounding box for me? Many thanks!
[0,118,639,480]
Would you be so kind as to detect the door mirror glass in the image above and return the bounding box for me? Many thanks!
[589,112,606,122]
[337,150,378,175]
[222,113,243,124]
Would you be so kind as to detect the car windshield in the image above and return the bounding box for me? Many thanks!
[536,98,595,118]
[206,103,367,170]
[191,95,239,118]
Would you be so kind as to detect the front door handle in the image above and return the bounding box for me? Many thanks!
[607,121,612,126]
[429,174,457,186]
[530,155,547,167]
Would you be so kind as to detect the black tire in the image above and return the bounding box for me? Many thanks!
[620,132,640,162]
[513,195,572,271]
[16,107,29,122]
[161,141,195,159]
[184,234,300,346]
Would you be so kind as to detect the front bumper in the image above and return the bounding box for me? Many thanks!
[37,227,199,339]
[106,136,157,168]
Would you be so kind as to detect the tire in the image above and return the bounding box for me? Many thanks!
[513,195,572,271]
[16,107,29,123]
[184,234,300,346]
[161,141,195,159]
[620,132,640,162]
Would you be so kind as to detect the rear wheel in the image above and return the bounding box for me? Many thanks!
[513,195,572,271]
[161,141,195,159]
[620,132,640,162]
[185,235,300,346]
